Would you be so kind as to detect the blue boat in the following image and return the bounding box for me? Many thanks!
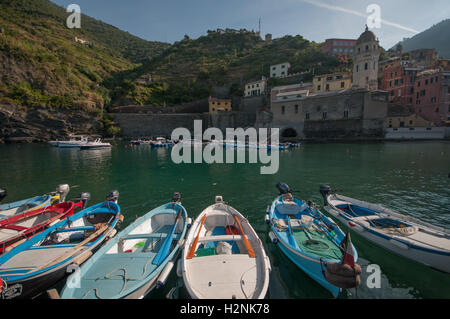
[267,183,358,298]
[0,184,71,220]
[0,191,122,299]
[60,193,188,299]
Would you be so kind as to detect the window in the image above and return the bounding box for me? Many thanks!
[344,110,349,118]
[418,81,421,87]
[398,89,402,97]
[326,84,330,90]
[272,67,276,70]
[356,65,359,72]
[431,97,437,103]
[317,77,322,81]
[409,120,413,125]
[425,79,429,85]
[327,76,333,81]
[295,105,299,114]
[281,65,285,69]
[212,108,215,111]
[282,106,285,114]
[341,82,345,88]
[365,45,369,52]
[322,112,327,120]
[365,63,368,70]
[317,85,321,91]
[435,107,439,113]
[305,112,310,120]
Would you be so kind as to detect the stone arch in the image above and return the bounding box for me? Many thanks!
[281,127,298,138]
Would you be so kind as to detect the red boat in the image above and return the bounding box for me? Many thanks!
[0,201,83,254]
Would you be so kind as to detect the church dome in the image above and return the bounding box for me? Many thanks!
[357,25,377,44]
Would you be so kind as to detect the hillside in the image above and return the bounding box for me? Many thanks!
[395,19,450,58]
[106,32,343,106]
[0,0,168,110]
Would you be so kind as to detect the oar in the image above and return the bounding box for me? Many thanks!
[186,214,207,259]
[233,215,256,258]
[152,207,183,266]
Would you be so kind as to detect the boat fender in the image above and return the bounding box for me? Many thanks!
[389,239,409,250]
[176,258,183,277]
[186,217,192,228]
[348,221,364,232]
[265,213,270,224]
[157,261,175,288]
[269,231,278,245]
[325,262,362,289]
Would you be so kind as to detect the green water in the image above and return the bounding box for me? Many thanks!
[0,141,449,299]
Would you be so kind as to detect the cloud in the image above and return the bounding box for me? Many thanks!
[299,0,420,34]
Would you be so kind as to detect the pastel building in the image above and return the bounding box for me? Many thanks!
[413,70,450,125]
[312,72,352,93]
[209,97,232,113]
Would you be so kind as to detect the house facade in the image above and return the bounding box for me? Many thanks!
[270,62,291,78]
[209,97,232,113]
[244,77,267,97]
[312,72,352,93]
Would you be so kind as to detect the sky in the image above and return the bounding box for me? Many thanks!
[51,0,450,49]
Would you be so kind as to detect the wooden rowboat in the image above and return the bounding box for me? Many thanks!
[60,193,188,299]
[180,196,271,299]
[0,191,122,299]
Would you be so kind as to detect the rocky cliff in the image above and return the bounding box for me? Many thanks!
[0,104,100,143]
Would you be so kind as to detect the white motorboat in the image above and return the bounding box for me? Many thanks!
[320,185,450,273]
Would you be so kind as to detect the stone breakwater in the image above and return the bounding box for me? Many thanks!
[0,104,100,143]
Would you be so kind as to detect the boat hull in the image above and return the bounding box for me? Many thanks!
[275,232,340,297]
[324,204,450,273]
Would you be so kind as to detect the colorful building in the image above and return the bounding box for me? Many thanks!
[321,39,356,62]
[413,70,450,125]
[209,97,232,113]
[386,105,434,128]
[312,72,352,93]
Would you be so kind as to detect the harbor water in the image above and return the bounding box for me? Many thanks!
[0,141,449,299]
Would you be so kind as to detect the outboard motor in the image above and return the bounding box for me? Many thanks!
[107,190,120,204]
[56,184,70,203]
[0,188,6,202]
[172,192,181,203]
[319,185,332,206]
[276,182,292,195]
[78,192,91,209]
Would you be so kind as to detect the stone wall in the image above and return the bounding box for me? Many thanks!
[113,113,208,138]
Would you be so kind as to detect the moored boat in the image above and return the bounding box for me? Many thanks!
[320,185,450,273]
[0,185,70,220]
[57,136,89,148]
[0,193,89,255]
[267,183,359,298]
[80,139,112,150]
[0,191,123,299]
[60,192,188,299]
[180,195,271,299]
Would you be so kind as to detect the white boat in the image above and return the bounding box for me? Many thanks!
[57,136,89,148]
[48,141,59,147]
[80,139,112,150]
[320,185,450,273]
[179,196,271,299]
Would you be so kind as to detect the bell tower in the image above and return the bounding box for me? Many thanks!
[352,25,380,91]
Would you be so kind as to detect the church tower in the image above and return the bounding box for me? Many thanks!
[352,25,380,91]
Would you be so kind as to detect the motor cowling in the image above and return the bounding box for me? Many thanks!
[56,184,70,203]
[172,192,181,203]
[276,182,292,195]
[0,188,6,202]
[78,192,91,209]
[319,185,332,206]
[107,190,119,203]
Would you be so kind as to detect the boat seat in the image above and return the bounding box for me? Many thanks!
[198,235,243,243]
[120,233,181,241]
[54,226,95,233]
